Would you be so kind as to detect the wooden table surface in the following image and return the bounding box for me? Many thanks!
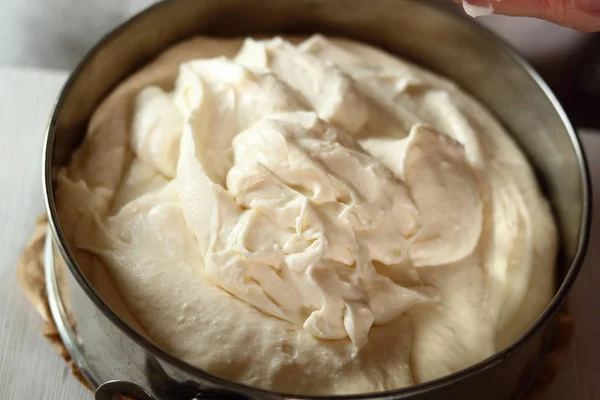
[0,66,598,399]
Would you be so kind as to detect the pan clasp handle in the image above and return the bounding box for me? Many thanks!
[95,381,241,400]
[95,380,155,400]
[191,389,247,400]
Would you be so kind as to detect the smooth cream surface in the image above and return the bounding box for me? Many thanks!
[56,35,557,395]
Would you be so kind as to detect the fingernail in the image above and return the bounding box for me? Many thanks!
[461,0,494,18]
[576,0,600,12]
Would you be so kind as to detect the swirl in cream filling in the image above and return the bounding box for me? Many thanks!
[62,35,556,393]
[79,37,489,348]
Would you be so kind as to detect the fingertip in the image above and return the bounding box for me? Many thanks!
[574,0,600,13]
[455,0,600,32]
[456,0,496,18]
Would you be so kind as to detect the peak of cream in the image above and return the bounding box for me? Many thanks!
[62,35,557,394]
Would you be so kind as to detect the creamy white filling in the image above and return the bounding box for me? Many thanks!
[57,35,557,395]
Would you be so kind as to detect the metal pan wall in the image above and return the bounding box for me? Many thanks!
[42,1,591,399]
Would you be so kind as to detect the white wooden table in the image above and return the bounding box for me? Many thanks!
[0,66,598,399]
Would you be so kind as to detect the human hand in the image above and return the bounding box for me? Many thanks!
[455,0,600,32]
